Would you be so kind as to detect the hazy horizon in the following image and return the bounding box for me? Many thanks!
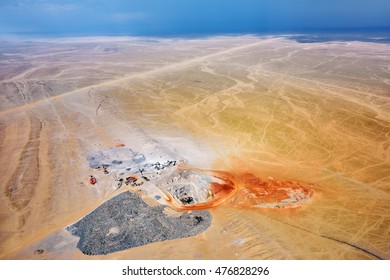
[1,0,390,37]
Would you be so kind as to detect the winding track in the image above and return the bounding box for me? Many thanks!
[0,40,267,117]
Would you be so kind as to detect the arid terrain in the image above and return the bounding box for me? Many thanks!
[0,35,389,259]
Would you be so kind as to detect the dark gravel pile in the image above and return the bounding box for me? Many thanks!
[67,191,211,255]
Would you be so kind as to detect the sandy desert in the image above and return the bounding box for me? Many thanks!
[0,35,389,259]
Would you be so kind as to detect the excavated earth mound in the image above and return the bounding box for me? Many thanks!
[67,191,211,255]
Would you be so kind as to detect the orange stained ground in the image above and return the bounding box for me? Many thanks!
[164,167,314,211]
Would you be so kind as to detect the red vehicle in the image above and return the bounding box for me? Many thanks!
[126,176,137,182]
[89,176,97,185]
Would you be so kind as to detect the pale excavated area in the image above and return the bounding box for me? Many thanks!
[1,36,390,259]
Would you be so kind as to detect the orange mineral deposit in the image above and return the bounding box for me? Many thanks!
[164,168,313,211]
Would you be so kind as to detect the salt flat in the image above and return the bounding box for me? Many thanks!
[0,36,389,259]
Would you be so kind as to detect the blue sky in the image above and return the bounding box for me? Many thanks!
[0,0,390,35]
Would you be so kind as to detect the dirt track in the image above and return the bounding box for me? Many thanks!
[1,36,389,259]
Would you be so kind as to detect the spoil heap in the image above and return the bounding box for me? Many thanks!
[67,191,211,255]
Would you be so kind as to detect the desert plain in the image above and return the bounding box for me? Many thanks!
[0,35,389,259]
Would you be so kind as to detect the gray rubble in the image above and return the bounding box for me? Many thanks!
[67,191,211,255]
[87,146,139,170]
[74,146,216,255]
[166,170,212,205]
[86,146,214,206]
[132,154,145,164]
